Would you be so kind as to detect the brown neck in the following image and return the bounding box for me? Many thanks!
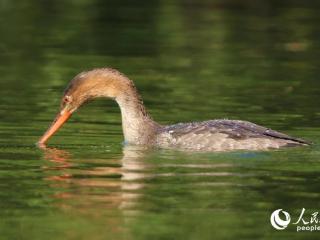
[115,87,160,145]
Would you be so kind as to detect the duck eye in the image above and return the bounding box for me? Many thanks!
[63,95,72,104]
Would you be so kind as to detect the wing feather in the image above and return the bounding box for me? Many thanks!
[160,120,311,145]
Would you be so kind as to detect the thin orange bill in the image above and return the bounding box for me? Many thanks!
[38,110,72,145]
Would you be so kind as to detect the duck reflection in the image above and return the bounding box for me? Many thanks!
[39,144,151,213]
[39,144,236,216]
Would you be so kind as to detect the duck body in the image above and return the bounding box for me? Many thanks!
[38,68,310,152]
[154,120,309,151]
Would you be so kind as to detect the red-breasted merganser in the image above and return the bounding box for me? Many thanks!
[38,68,310,151]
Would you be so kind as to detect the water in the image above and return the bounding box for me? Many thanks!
[1,1,320,239]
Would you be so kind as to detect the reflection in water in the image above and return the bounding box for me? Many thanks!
[34,144,320,239]
[39,145,155,238]
[35,145,236,238]
[40,145,150,213]
[39,145,236,213]
[41,146,73,172]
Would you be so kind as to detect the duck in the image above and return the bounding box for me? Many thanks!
[38,68,310,151]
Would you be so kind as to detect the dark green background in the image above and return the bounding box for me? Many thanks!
[0,1,319,239]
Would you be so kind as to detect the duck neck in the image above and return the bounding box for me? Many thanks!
[116,89,160,145]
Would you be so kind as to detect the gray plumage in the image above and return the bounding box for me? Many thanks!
[155,120,310,151]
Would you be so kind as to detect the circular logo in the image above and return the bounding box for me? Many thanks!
[270,209,291,230]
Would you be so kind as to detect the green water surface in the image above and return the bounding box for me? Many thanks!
[0,1,320,239]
